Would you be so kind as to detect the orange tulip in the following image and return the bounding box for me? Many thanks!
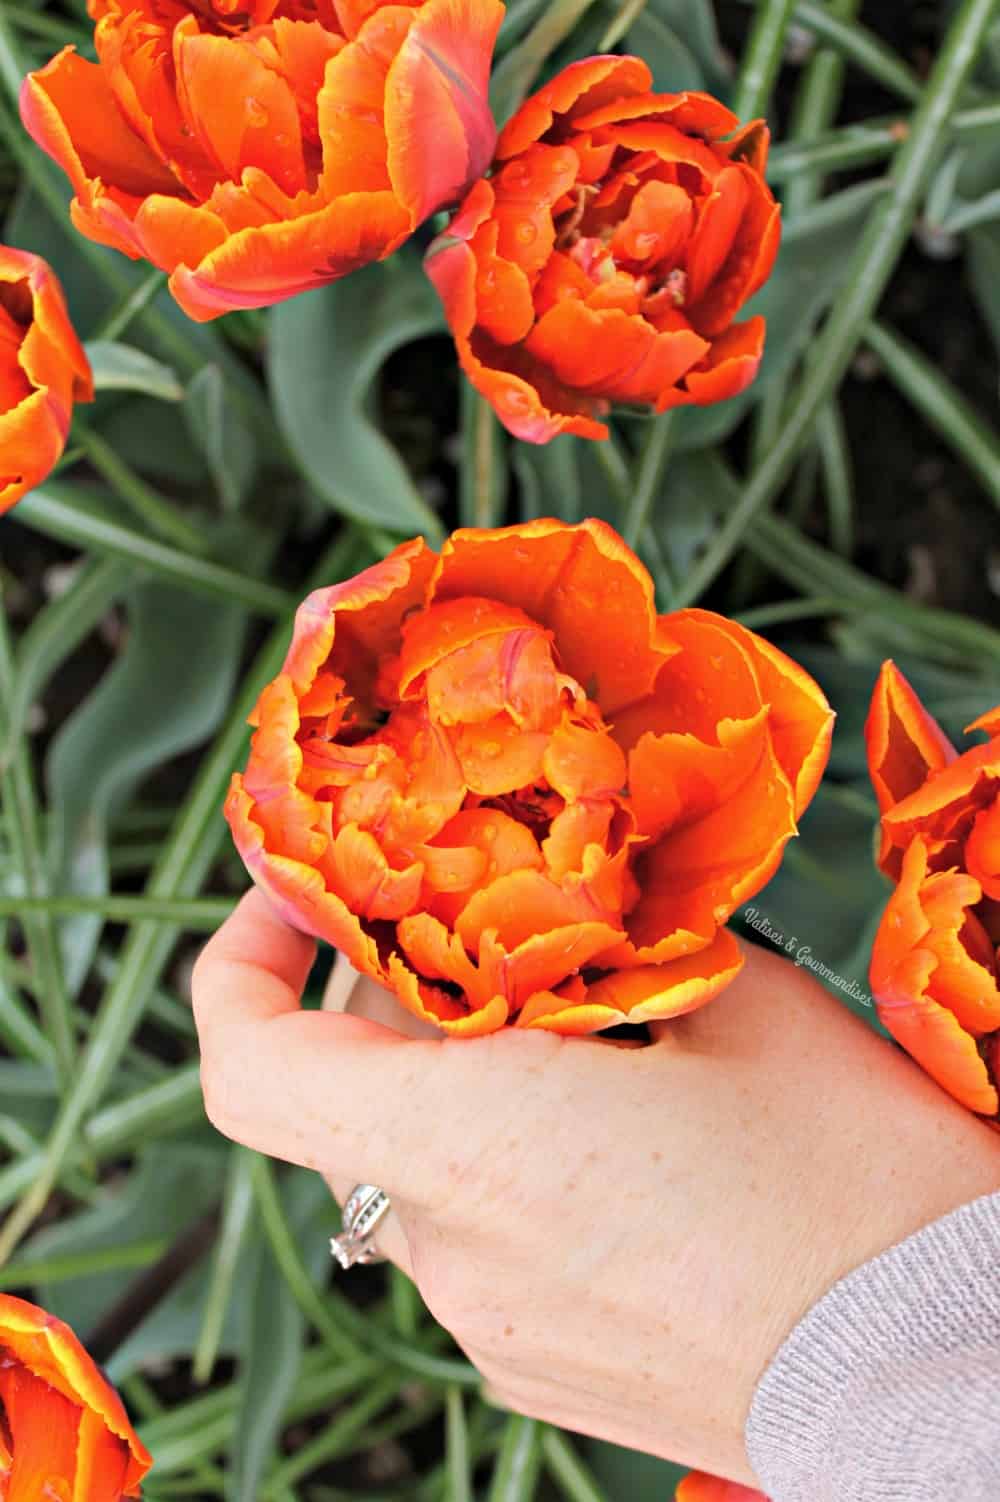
[866,661,1000,1117]
[21,0,503,323]
[676,1473,770,1501]
[0,245,92,514]
[0,1292,152,1500]
[226,519,832,1035]
[424,55,780,442]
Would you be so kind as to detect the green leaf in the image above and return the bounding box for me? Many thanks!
[84,340,184,402]
[625,10,706,92]
[0,555,130,771]
[184,365,259,512]
[23,1144,224,1338]
[582,1441,687,1501]
[487,1415,543,1502]
[644,0,730,94]
[45,560,255,992]
[228,1171,332,1502]
[269,252,445,540]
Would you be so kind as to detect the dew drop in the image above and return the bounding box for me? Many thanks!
[246,97,270,129]
[501,388,533,415]
[633,232,659,257]
[516,221,538,245]
[502,160,531,188]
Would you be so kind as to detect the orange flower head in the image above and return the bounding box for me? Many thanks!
[226,520,832,1036]
[0,1293,152,1500]
[0,245,92,514]
[676,1473,771,1502]
[21,0,504,322]
[424,56,780,442]
[865,662,1000,1117]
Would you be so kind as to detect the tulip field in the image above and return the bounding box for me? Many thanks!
[2,0,1000,1497]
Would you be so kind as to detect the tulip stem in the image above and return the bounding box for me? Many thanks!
[74,421,210,555]
[623,413,675,554]
[734,0,922,105]
[733,0,798,121]
[94,268,169,344]
[542,1430,610,1502]
[596,0,651,54]
[675,0,1000,608]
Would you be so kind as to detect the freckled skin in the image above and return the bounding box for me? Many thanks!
[194,894,1000,1487]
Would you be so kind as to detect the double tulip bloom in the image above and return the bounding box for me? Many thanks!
[867,662,1000,1117]
[227,520,832,1036]
[426,55,780,441]
[0,1293,151,1499]
[1,245,92,514]
[22,0,503,321]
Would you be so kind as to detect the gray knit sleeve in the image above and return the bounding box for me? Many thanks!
[745,1188,1000,1501]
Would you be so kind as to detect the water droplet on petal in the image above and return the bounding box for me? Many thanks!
[502,160,531,188]
[501,388,533,415]
[246,96,269,129]
[516,222,537,245]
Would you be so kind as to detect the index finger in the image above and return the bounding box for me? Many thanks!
[191,890,457,1197]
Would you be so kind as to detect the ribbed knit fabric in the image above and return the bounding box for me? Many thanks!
[745,1189,1000,1501]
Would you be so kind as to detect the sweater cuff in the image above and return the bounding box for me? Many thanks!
[745,1188,1000,1502]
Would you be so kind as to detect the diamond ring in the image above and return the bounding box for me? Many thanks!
[330,1183,391,1269]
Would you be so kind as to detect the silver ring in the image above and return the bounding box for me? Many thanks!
[330,1183,391,1269]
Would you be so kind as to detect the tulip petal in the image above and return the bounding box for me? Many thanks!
[226,778,385,979]
[385,0,503,224]
[497,55,652,159]
[676,1471,770,1502]
[659,316,766,409]
[168,189,412,319]
[20,49,181,200]
[430,518,678,713]
[587,926,744,1020]
[619,716,796,959]
[525,300,708,405]
[0,1293,151,1493]
[967,798,1000,901]
[286,536,435,700]
[871,839,999,1115]
[653,609,834,816]
[0,390,68,514]
[173,23,307,195]
[866,660,959,874]
[388,950,509,1033]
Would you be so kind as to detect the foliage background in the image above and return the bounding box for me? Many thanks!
[2,0,1000,1497]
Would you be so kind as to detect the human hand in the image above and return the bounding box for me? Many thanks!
[192,890,999,1486]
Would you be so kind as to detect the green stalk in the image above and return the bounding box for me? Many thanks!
[865,320,1000,512]
[446,1387,474,1502]
[733,0,798,121]
[0,610,76,1087]
[739,0,922,103]
[74,423,208,555]
[623,413,675,552]
[542,1431,610,1502]
[768,102,1000,182]
[676,0,1000,606]
[0,1065,205,1212]
[0,531,364,1265]
[13,487,296,617]
[94,268,169,343]
[0,895,236,927]
[487,1416,543,1502]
